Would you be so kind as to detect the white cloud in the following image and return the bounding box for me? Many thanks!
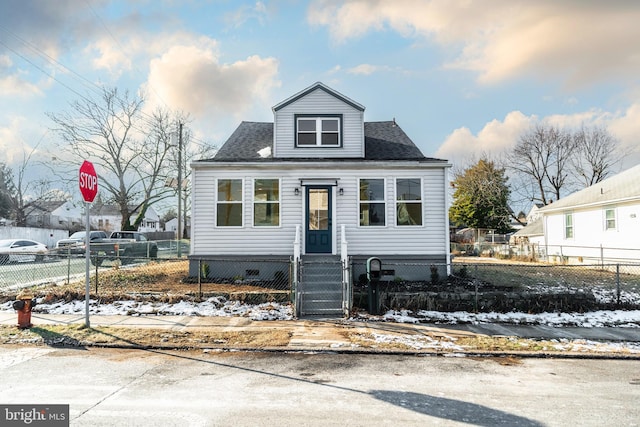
[0,117,36,164]
[435,111,533,163]
[0,73,44,98]
[347,64,406,75]
[436,107,640,169]
[308,0,640,87]
[144,42,279,122]
[224,1,270,28]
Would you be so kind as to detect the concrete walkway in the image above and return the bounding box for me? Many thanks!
[1,311,638,352]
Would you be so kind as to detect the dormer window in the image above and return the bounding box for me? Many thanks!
[296,115,341,147]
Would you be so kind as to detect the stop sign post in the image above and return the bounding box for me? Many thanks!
[79,160,98,328]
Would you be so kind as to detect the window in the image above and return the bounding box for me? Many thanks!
[253,179,280,226]
[564,213,573,239]
[216,179,243,226]
[396,178,422,226]
[359,179,385,226]
[605,208,616,230]
[296,116,341,147]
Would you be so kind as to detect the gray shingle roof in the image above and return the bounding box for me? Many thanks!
[539,163,640,213]
[202,120,445,162]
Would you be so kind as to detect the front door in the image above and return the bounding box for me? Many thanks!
[305,187,332,253]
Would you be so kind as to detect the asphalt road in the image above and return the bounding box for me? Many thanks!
[1,346,638,426]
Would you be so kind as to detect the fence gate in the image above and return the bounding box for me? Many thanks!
[297,255,345,317]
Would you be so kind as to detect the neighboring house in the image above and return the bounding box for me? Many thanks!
[25,200,83,230]
[190,82,451,315]
[90,203,160,233]
[538,164,640,263]
[510,218,544,259]
[165,216,191,237]
[526,203,545,224]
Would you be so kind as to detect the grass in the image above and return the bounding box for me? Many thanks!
[1,260,289,304]
[0,324,292,348]
[452,258,640,291]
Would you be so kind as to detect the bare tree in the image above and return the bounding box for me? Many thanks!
[572,125,623,186]
[4,145,59,226]
[47,87,175,230]
[164,119,217,238]
[509,124,576,206]
[0,162,12,219]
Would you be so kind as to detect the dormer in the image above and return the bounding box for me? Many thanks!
[272,82,365,158]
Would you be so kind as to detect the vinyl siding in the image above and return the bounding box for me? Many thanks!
[191,163,449,256]
[273,89,364,158]
[544,201,640,258]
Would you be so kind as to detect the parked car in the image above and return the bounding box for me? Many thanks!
[55,230,108,255]
[90,231,158,266]
[0,239,48,264]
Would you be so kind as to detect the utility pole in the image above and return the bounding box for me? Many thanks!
[177,122,183,258]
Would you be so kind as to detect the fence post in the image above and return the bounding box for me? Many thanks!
[600,245,604,269]
[616,264,621,306]
[198,258,202,300]
[94,261,99,294]
[66,249,71,284]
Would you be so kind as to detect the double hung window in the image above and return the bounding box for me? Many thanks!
[216,179,243,227]
[253,179,280,226]
[604,208,616,231]
[564,213,573,239]
[396,178,422,226]
[359,179,385,226]
[296,116,341,147]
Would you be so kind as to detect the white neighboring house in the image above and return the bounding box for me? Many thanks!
[190,82,452,315]
[165,216,190,236]
[25,200,84,229]
[539,164,640,263]
[90,204,160,233]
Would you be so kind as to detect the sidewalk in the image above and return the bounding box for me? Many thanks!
[1,311,638,353]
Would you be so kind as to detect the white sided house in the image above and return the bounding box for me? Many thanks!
[539,164,640,264]
[190,82,451,316]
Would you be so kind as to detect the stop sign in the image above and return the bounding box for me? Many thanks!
[79,160,98,203]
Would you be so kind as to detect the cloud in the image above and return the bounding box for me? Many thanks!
[224,1,270,28]
[347,64,406,75]
[308,0,640,87]
[144,41,280,122]
[435,111,533,163]
[436,106,640,169]
[0,117,36,164]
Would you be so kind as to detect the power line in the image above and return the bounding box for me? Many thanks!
[0,21,217,152]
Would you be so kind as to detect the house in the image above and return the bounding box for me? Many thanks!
[538,164,640,264]
[89,203,160,233]
[526,203,545,224]
[165,216,190,237]
[189,82,451,316]
[510,218,544,259]
[25,200,83,230]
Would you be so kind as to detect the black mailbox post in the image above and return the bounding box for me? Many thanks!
[367,257,382,315]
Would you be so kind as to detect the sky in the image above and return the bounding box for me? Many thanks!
[1,0,640,212]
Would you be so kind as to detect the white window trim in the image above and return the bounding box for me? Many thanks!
[358,178,387,227]
[215,178,244,228]
[564,212,574,240]
[296,116,341,147]
[252,178,282,228]
[394,178,424,227]
[604,207,617,231]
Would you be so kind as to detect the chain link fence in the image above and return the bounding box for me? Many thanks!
[2,248,640,314]
[351,259,640,313]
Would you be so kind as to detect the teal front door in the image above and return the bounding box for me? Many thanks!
[305,187,332,253]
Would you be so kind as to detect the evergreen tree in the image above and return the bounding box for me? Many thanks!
[449,158,512,233]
